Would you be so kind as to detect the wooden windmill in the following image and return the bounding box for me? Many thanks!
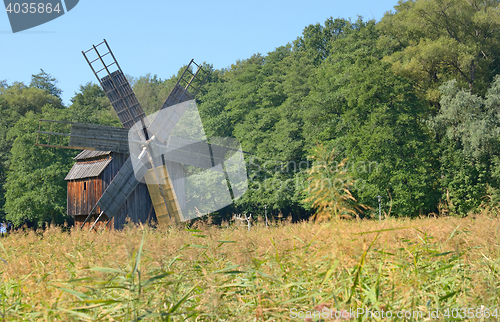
[35,39,248,230]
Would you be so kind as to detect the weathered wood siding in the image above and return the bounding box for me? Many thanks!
[67,176,103,217]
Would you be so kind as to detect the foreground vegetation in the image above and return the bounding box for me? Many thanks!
[0,215,498,321]
[2,0,500,227]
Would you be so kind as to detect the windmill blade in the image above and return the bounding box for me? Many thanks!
[144,162,185,224]
[145,100,246,174]
[161,59,207,111]
[35,119,132,153]
[94,155,149,219]
[179,158,247,221]
[69,123,131,153]
[218,137,248,201]
[158,138,213,170]
[82,40,148,134]
[148,60,208,143]
[162,83,194,110]
[144,100,193,145]
[178,162,234,221]
[157,137,244,171]
[158,137,247,222]
[100,70,147,131]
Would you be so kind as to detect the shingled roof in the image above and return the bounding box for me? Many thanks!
[65,150,112,181]
[74,150,111,160]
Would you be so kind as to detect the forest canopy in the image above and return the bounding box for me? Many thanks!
[1,0,500,227]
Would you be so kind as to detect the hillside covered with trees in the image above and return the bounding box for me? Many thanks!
[1,0,500,227]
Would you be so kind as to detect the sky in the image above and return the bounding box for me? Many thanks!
[0,0,400,106]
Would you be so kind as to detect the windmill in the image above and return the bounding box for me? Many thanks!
[35,39,248,230]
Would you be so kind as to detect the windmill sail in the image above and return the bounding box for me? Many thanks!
[148,60,208,144]
[69,123,130,153]
[82,40,148,139]
[144,161,185,223]
[161,59,207,111]
[162,83,193,110]
[81,40,174,226]
[93,156,147,219]
[35,120,130,153]
[160,137,244,171]
[100,70,147,131]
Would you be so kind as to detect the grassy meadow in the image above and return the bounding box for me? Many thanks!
[0,215,499,321]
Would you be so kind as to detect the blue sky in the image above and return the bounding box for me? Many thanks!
[0,0,399,106]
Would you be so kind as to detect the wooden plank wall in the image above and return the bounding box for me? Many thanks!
[101,152,156,229]
[67,178,103,217]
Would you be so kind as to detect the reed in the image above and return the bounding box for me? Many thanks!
[0,214,498,321]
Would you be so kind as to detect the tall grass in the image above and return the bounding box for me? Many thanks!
[0,215,498,321]
[303,144,367,221]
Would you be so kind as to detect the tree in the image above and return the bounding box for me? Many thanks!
[304,20,439,216]
[4,10,499,225]
[68,82,120,126]
[0,83,64,220]
[198,69,233,138]
[293,17,355,64]
[4,107,75,227]
[379,0,500,102]
[130,74,171,115]
[30,69,63,99]
[429,76,500,214]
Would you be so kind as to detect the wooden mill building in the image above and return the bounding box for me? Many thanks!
[64,150,155,230]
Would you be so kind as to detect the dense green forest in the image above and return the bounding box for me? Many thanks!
[1,0,500,227]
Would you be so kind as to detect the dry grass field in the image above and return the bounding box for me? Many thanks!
[0,215,499,321]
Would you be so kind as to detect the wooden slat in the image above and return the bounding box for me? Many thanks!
[100,70,146,130]
[69,123,130,153]
[162,83,193,110]
[36,121,131,153]
[144,165,184,224]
